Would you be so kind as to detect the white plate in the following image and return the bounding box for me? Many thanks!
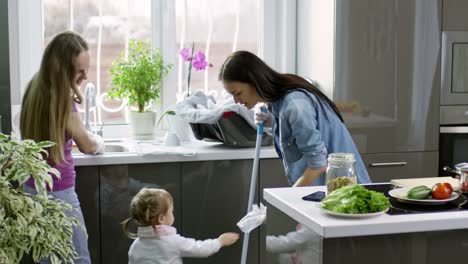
[388,187,459,205]
[318,205,389,218]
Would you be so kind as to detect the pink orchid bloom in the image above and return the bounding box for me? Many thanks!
[179,48,191,61]
[192,51,210,71]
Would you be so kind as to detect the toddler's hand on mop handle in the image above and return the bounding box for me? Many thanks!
[218,232,240,247]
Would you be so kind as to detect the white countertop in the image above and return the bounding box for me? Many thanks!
[263,184,468,238]
[73,139,279,166]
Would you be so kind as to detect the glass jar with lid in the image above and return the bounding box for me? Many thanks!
[455,162,468,194]
[326,153,357,194]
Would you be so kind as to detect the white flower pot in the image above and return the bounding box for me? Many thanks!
[129,111,156,139]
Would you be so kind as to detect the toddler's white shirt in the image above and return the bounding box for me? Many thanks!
[128,225,221,264]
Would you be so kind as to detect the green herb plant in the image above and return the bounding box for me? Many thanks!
[109,39,173,113]
[0,133,82,264]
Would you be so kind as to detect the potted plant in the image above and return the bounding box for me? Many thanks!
[109,39,172,139]
[0,133,81,264]
[157,44,212,141]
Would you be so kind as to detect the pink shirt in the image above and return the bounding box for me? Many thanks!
[26,103,77,192]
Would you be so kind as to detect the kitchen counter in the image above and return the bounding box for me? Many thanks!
[263,184,468,238]
[73,139,278,166]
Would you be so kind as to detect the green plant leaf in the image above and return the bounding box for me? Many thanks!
[156,110,176,127]
[108,39,173,113]
[0,133,82,263]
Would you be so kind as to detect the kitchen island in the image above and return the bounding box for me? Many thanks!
[263,184,468,264]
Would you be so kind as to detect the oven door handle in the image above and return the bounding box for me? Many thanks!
[440,126,468,134]
[369,162,407,168]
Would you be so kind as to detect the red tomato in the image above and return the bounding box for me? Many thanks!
[443,182,454,193]
[431,183,453,200]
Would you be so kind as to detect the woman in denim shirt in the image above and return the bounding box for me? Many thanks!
[219,51,371,187]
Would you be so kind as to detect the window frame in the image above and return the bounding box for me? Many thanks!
[8,0,297,132]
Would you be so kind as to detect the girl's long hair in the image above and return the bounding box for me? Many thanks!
[219,50,343,122]
[20,31,87,164]
[122,188,173,239]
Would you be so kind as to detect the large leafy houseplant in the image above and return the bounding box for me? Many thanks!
[109,39,172,113]
[0,133,81,264]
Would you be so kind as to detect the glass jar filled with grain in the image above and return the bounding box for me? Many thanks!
[326,153,357,194]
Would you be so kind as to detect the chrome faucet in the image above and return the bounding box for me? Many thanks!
[84,82,96,132]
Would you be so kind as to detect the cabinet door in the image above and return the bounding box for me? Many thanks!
[334,0,440,154]
[100,163,181,264]
[258,159,297,264]
[442,0,468,30]
[362,151,439,183]
[181,160,257,264]
[75,166,100,264]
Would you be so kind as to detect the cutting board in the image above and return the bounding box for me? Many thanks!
[391,177,459,191]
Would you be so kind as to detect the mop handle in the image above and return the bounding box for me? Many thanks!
[240,107,266,264]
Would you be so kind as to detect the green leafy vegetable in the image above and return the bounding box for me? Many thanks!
[320,184,390,214]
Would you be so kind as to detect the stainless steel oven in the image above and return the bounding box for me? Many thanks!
[439,107,468,177]
[439,126,468,176]
[439,31,468,176]
[441,31,468,105]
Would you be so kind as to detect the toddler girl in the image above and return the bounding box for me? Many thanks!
[122,188,239,263]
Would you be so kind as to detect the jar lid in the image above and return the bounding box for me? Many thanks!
[455,162,468,172]
[327,153,356,163]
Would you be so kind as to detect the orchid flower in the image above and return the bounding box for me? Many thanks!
[179,44,213,97]
[179,48,191,61]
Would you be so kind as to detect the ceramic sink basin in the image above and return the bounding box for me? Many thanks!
[104,144,129,153]
[72,143,130,155]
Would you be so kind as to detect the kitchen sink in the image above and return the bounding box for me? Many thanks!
[72,143,131,155]
[104,144,130,153]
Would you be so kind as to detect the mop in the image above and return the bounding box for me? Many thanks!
[239,108,267,264]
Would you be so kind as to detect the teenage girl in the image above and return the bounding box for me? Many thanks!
[20,31,104,263]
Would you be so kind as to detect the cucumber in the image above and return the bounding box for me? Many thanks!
[406,185,431,199]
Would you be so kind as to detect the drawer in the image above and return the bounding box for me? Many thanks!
[361,151,438,183]
[440,105,468,125]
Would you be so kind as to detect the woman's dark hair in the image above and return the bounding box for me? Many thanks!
[219,50,343,122]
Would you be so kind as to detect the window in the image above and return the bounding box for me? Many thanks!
[42,0,260,125]
[44,0,151,124]
[174,0,260,102]
[10,0,294,130]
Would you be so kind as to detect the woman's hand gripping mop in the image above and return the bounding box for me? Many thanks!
[238,108,267,264]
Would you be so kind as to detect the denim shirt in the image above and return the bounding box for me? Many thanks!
[270,89,371,186]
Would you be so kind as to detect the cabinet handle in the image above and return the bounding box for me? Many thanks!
[440,126,468,133]
[369,162,407,167]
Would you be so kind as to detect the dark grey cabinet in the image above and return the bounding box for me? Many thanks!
[99,163,181,264]
[442,0,468,30]
[333,0,440,154]
[72,158,289,264]
[298,0,441,179]
[0,0,11,134]
[259,159,296,264]
[180,160,257,264]
[362,151,439,183]
[75,166,100,264]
